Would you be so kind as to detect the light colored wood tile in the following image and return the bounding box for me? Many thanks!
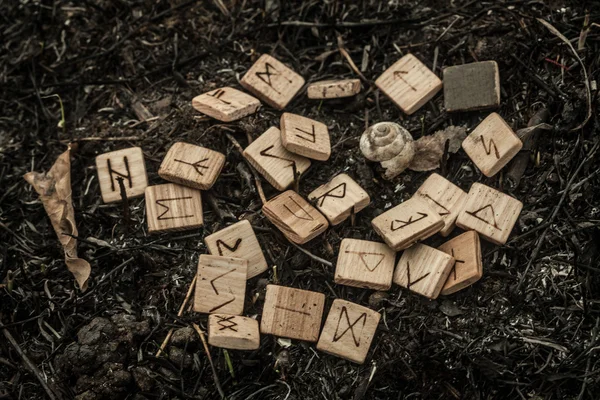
[280,113,331,161]
[443,61,500,112]
[334,239,396,290]
[158,142,225,190]
[192,87,261,122]
[95,147,148,203]
[393,243,454,299]
[262,190,329,244]
[260,284,325,342]
[371,197,443,251]
[145,183,203,233]
[307,79,361,99]
[415,173,467,237]
[316,299,380,364]
[456,183,523,245]
[438,231,482,295]
[462,113,523,177]
[204,220,268,279]
[308,174,370,225]
[240,54,305,110]
[243,127,311,191]
[375,53,442,115]
[194,255,247,315]
[208,314,260,350]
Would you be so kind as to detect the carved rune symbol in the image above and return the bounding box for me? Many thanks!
[259,145,297,177]
[466,204,499,230]
[275,305,311,316]
[283,196,313,221]
[255,62,291,94]
[345,251,385,272]
[209,268,237,313]
[216,315,238,332]
[333,306,367,347]
[405,261,430,290]
[295,125,316,143]
[390,212,428,231]
[207,89,231,105]
[424,194,450,216]
[393,70,417,91]
[174,158,210,176]
[216,238,242,256]
[316,183,346,206]
[156,197,194,220]
[479,136,500,159]
[107,157,133,191]
[449,249,465,281]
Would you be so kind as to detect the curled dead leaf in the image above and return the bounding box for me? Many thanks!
[409,125,467,172]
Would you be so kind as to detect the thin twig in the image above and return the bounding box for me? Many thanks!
[193,323,225,399]
[288,241,333,268]
[225,132,267,204]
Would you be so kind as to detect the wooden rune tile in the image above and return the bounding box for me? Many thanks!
[438,231,482,295]
[456,183,523,245]
[308,174,370,225]
[204,220,268,279]
[371,197,443,251]
[260,284,325,342]
[316,299,381,364]
[158,142,225,190]
[334,239,396,290]
[462,113,523,177]
[192,87,261,122]
[145,183,203,233]
[415,173,467,237]
[95,147,148,203]
[240,54,305,110]
[208,314,260,350]
[443,61,500,112]
[393,243,454,299]
[243,127,311,191]
[307,79,361,99]
[194,255,247,315]
[262,190,329,244]
[375,53,442,115]
[280,113,331,161]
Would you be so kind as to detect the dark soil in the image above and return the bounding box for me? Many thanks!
[1,1,600,399]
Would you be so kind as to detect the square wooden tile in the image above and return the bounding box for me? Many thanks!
[95,147,148,203]
[194,255,247,315]
[145,183,203,233]
[204,220,268,279]
[456,183,523,245]
[280,113,331,161]
[334,239,396,290]
[262,190,329,244]
[393,243,454,299]
[260,284,325,342]
[371,197,443,251]
[240,54,305,110]
[192,87,261,122]
[438,231,482,295]
[462,113,523,177]
[375,53,442,115]
[316,299,381,364]
[308,174,370,225]
[415,173,467,237]
[243,127,311,191]
[443,61,500,112]
[158,142,225,190]
[208,314,260,350]
[307,79,361,99]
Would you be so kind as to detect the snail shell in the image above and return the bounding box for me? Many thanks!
[359,122,414,162]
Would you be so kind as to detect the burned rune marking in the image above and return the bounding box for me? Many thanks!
[207,89,231,105]
[333,306,367,347]
[393,70,417,91]
[255,62,291,94]
[156,197,193,220]
[208,268,237,313]
[390,212,428,231]
[479,136,500,159]
[295,125,316,143]
[283,196,313,221]
[216,315,238,332]
[448,249,465,281]
[345,251,385,272]
[216,238,242,256]
[259,145,297,176]
[466,204,499,229]
[315,182,346,206]
[107,157,132,191]
[424,194,450,216]
[174,158,210,176]
[405,261,430,290]
[275,305,311,316]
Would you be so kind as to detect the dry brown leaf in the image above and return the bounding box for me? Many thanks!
[409,126,467,172]
[24,145,91,291]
